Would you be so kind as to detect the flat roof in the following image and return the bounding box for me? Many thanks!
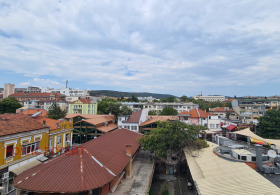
[231,149,253,156]
[184,142,280,195]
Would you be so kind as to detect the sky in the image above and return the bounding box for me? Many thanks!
[0,0,280,97]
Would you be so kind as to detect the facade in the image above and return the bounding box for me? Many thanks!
[207,115,222,131]
[118,109,148,133]
[43,87,89,96]
[68,98,97,115]
[14,129,142,195]
[0,114,49,194]
[143,102,198,113]
[33,117,73,154]
[209,107,235,118]
[178,108,211,127]
[25,86,41,93]
[232,99,280,123]
[0,94,3,101]
[139,115,179,133]
[65,114,117,144]
[193,95,226,102]
[3,83,15,98]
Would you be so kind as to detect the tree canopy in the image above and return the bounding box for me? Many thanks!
[47,102,67,120]
[180,95,188,102]
[119,105,133,116]
[148,110,157,115]
[0,97,22,114]
[160,107,178,116]
[257,109,280,139]
[140,121,208,165]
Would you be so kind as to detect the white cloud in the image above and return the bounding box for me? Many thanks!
[0,0,280,96]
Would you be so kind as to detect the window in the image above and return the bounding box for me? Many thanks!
[21,142,40,156]
[58,135,62,145]
[131,126,137,131]
[6,145,14,158]
[216,124,219,128]
[210,124,215,129]
[66,134,70,142]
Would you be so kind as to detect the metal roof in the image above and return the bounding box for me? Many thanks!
[14,129,142,193]
[184,142,280,195]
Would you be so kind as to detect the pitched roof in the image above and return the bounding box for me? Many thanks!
[0,114,47,136]
[14,129,142,193]
[70,98,93,104]
[140,115,178,126]
[226,124,237,131]
[72,115,115,126]
[21,109,48,117]
[96,123,118,133]
[33,117,60,130]
[65,114,110,119]
[124,110,142,123]
[179,108,211,118]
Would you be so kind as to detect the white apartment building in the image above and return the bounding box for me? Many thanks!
[193,95,226,102]
[207,115,222,131]
[143,102,198,113]
[42,87,89,97]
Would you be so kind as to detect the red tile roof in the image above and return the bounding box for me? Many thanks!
[65,114,107,119]
[0,114,47,136]
[179,108,212,118]
[21,109,48,117]
[140,115,178,126]
[124,110,142,123]
[226,124,237,131]
[97,123,118,133]
[209,107,234,112]
[33,117,59,130]
[70,98,92,104]
[14,129,142,193]
[10,92,64,97]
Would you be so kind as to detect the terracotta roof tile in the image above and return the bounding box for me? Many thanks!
[140,115,178,126]
[14,129,142,193]
[209,107,234,112]
[0,114,47,136]
[124,110,142,123]
[179,108,212,118]
[22,109,48,117]
[33,117,59,130]
[70,98,92,104]
[96,123,118,133]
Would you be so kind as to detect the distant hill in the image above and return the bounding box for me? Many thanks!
[89,90,176,99]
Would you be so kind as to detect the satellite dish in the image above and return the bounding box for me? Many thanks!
[267,150,277,158]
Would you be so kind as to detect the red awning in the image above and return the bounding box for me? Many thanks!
[226,124,237,131]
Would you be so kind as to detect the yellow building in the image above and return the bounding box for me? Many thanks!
[68,98,97,115]
[0,114,50,194]
[34,117,73,154]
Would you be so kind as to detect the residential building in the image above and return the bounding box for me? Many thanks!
[65,114,117,144]
[143,102,198,113]
[33,117,73,154]
[232,99,280,123]
[25,86,41,93]
[3,83,15,98]
[0,94,3,101]
[209,107,236,119]
[178,108,211,127]
[139,115,178,133]
[207,115,222,131]
[193,95,226,102]
[14,129,143,195]
[0,114,49,194]
[20,108,48,117]
[118,109,148,133]
[137,96,156,102]
[42,87,89,96]
[68,98,97,115]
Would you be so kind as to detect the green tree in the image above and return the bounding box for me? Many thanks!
[225,101,232,108]
[160,107,178,116]
[226,111,231,119]
[97,98,117,114]
[257,109,280,139]
[180,95,188,102]
[140,121,208,165]
[148,110,157,115]
[0,97,22,114]
[119,105,133,115]
[127,95,139,102]
[47,102,66,119]
[105,102,121,118]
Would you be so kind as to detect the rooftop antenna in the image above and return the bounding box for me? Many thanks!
[66,80,68,88]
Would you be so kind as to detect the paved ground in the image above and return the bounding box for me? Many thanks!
[115,150,155,195]
[150,174,196,195]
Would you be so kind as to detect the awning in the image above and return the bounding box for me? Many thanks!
[11,160,41,175]
[226,124,237,131]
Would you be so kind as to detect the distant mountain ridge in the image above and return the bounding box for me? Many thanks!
[89,90,176,99]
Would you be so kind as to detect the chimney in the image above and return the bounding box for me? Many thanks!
[126,144,132,156]
[43,120,46,126]
[256,145,263,171]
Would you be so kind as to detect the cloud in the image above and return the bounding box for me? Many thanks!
[0,0,280,96]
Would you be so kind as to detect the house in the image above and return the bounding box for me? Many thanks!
[65,114,117,144]
[32,117,73,154]
[143,102,198,114]
[209,107,235,118]
[178,108,211,127]
[14,129,142,195]
[139,115,178,134]
[118,109,148,133]
[0,114,50,194]
[68,97,97,115]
